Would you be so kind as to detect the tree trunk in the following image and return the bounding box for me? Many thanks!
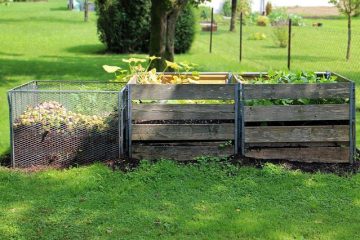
[84,0,89,22]
[149,0,188,71]
[149,0,168,70]
[230,0,237,31]
[346,14,351,61]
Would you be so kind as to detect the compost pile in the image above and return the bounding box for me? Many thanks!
[13,101,119,168]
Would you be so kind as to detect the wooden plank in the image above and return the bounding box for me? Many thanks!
[130,84,234,100]
[245,104,349,122]
[132,124,234,141]
[243,83,350,99]
[132,104,234,121]
[163,74,228,81]
[132,143,234,161]
[245,147,350,163]
[246,142,349,148]
[245,125,349,143]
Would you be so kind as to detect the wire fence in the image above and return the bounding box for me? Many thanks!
[206,14,360,81]
[8,81,126,168]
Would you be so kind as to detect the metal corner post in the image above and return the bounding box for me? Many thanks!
[7,91,15,167]
[349,81,356,163]
[118,89,124,159]
[127,84,132,159]
[240,82,245,156]
[234,83,245,156]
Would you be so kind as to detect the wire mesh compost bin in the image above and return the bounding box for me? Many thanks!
[8,81,126,168]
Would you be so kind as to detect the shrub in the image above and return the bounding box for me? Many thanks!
[222,0,231,17]
[95,0,195,54]
[96,0,151,53]
[272,26,288,48]
[265,2,272,15]
[175,4,196,54]
[268,8,304,26]
[257,16,269,26]
[248,32,267,40]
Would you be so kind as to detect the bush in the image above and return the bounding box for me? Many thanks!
[268,8,304,26]
[95,0,195,54]
[248,32,267,40]
[175,4,196,54]
[96,0,151,53]
[222,0,231,17]
[257,16,269,26]
[272,26,288,48]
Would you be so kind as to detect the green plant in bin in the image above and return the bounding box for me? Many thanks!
[238,70,347,106]
[103,56,200,84]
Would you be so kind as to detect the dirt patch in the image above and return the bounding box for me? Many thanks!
[286,7,340,18]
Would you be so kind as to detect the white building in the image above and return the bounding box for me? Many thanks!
[206,0,333,13]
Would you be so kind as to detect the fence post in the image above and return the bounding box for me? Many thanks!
[239,12,243,62]
[7,92,15,167]
[209,8,214,53]
[288,18,292,70]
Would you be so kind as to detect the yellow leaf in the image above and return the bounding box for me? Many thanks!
[102,65,121,73]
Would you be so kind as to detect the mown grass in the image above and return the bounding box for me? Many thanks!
[0,0,360,154]
[0,161,360,239]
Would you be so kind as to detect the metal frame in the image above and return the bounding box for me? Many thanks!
[127,84,132,158]
[234,83,245,156]
[7,92,15,167]
[349,81,356,163]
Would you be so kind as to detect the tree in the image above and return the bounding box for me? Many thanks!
[149,0,207,70]
[230,0,237,31]
[329,0,360,60]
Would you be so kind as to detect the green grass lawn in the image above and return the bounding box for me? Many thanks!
[1,161,360,239]
[0,0,360,154]
[1,2,360,239]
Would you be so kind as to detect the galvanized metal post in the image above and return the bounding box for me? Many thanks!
[349,81,356,163]
[234,82,245,156]
[240,82,245,156]
[127,84,132,158]
[7,92,15,167]
[118,89,123,159]
[234,84,239,155]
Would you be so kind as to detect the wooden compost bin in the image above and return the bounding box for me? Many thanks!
[235,72,356,163]
[127,72,236,161]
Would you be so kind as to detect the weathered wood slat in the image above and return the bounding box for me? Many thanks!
[132,143,234,161]
[132,124,234,141]
[132,104,234,120]
[245,147,350,163]
[245,125,349,143]
[245,104,349,122]
[246,142,348,148]
[163,74,228,81]
[243,83,350,99]
[130,84,235,100]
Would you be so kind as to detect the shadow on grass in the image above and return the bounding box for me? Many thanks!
[65,44,107,55]
[0,161,359,239]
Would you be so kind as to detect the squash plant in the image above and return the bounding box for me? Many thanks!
[103,56,200,84]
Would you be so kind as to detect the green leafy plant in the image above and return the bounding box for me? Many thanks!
[239,71,346,106]
[222,0,231,17]
[272,25,288,48]
[103,57,200,84]
[265,1,272,15]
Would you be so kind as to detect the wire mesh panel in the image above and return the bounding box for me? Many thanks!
[8,81,126,168]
